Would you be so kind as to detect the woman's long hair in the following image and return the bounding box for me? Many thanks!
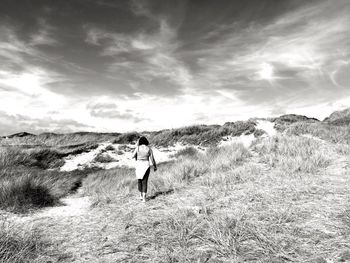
[138,136,149,146]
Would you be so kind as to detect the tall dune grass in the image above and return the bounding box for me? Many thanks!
[82,143,251,205]
[0,221,50,263]
[0,133,115,147]
[0,147,91,212]
[0,147,64,169]
[120,208,303,262]
[253,135,331,174]
[113,135,339,262]
[149,121,256,146]
[0,168,90,213]
[0,175,58,213]
[286,122,350,143]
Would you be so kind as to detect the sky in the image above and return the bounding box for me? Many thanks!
[0,0,350,135]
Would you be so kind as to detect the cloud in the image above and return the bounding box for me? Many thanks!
[90,109,144,122]
[0,0,350,134]
[87,101,145,123]
[130,0,153,18]
[84,6,192,96]
[30,18,58,46]
[182,0,350,109]
[0,111,92,136]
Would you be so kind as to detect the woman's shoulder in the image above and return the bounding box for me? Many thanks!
[139,144,151,150]
[143,145,153,153]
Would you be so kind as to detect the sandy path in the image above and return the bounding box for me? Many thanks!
[26,193,192,262]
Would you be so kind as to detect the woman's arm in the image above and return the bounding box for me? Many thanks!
[132,148,137,160]
[132,139,140,160]
[149,148,157,171]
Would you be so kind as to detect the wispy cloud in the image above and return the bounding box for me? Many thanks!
[30,18,58,46]
[84,4,192,95]
[184,0,350,109]
[1,0,350,134]
[0,111,92,135]
[87,101,145,122]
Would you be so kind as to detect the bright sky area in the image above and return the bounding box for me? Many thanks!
[0,0,349,134]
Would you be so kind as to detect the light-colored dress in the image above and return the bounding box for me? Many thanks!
[133,145,156,179]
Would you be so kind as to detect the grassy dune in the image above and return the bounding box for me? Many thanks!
[75,135,345,262]
[0,147,94,213]
[0,147,94,261]
[0,133,115,147]
[77,135,339,262]
[0,120,257,148]
[1,128,350,262]
[286,122,350,143]
[116,138,348,262]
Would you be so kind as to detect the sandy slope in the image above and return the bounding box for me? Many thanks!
[60,142,205,172]
[61,120,278,172]
[218,120,277,148]
[256,119,277,136]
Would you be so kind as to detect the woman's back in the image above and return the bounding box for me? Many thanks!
[136,145,150,161]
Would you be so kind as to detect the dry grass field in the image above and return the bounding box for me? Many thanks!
[1,119,350,262]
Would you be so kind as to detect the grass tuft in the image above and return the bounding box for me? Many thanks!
[0,176,57,212]
[0,221,50,263]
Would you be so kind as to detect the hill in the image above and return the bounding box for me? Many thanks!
[2,108,350,262]
[324,107,350,126]
[0,114,319,147]
[5,132,36,138]
[271,114,320,131]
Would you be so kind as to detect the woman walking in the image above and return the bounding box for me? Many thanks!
[132,136,157,202]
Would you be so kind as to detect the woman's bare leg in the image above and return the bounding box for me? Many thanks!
[138,179,143,200]
[142,192,146,202]
[141,168,150,202]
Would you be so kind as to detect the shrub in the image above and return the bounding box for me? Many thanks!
[105,145,115,151]
[0,165,91,212]
[222,121,256,136]
[29,148,64,169]
[0,175,57,213]
[254,129,266,137]
[93,153,115,163]
[113,132,140,144]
